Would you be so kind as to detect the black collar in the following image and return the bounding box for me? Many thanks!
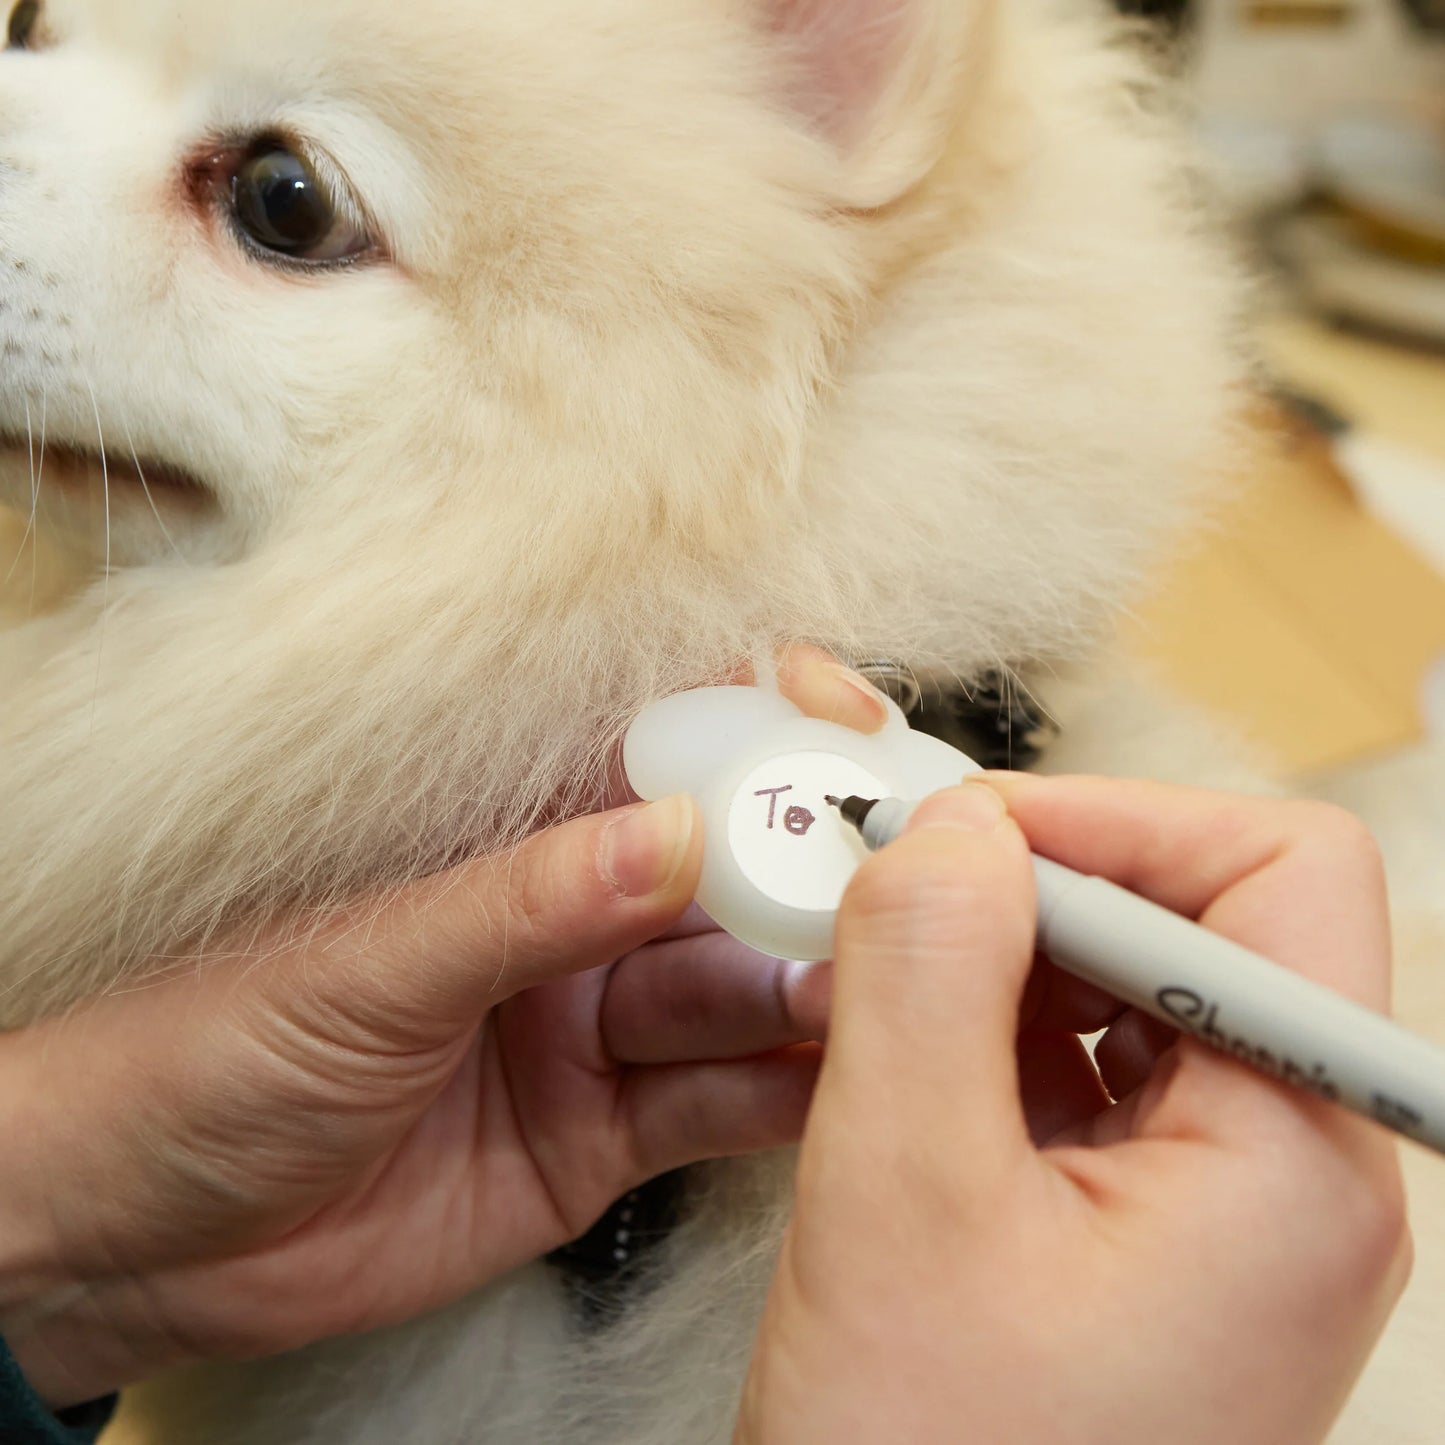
[902,669,1051,772]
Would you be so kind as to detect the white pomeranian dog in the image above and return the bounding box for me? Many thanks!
[0,0,1433,1440]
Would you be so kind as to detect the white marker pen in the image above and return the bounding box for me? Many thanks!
[827,795,1445,1156]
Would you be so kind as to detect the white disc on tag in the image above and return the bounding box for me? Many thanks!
[726,752,888,914]
[625,680,980,960]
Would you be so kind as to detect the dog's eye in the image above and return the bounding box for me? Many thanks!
[230,146,370,264]
[6,0,39,49]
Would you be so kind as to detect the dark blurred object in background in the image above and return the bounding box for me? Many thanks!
[1399,0,1445,33]
[1115,0,1194,25]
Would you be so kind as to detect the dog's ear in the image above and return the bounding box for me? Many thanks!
[760,0,996,209]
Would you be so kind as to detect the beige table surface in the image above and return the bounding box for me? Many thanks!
[1263,314,1445,464]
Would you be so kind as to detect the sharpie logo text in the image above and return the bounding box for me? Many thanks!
[1156,987,1341,1102]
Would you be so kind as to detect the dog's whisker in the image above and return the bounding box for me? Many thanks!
[32,389,47,617]
[29,389,48,616]
[84,373,111,725]
[122,416,187,565]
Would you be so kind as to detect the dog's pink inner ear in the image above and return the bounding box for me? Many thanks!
[761,0,990,210]
[765,0,915,146]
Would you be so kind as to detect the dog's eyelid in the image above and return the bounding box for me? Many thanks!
[296,144,375,240]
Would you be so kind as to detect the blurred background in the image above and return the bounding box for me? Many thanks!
[1108,0,1445,908]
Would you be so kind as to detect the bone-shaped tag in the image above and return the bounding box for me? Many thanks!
[624,683,980,960]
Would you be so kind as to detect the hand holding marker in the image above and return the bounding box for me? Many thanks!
[624,674,1445,1157]
[825,792,1445,1154]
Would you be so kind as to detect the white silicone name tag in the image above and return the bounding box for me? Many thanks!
[623,683,980,961]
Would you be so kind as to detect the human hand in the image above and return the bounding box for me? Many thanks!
[0,645,884,1411]
[736,777,1411,1445]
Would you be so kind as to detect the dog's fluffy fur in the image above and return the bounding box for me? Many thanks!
[0,0,1240,1015]
[8,2,1422,1442]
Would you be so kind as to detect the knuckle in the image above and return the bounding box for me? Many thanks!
[1333,1157,1412,1298]
[1289,801,1383,874]
[1356,1203,1414,1306]
[1363,1170,1412,1274]
[1390,1218,1416,1299]
[459,832,572,965]
[499,833,570,944]
[656,964,722,1039]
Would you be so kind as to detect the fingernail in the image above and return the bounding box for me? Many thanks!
[910,780,1008,833]
[826,663,890,734]
[602,795,695,899]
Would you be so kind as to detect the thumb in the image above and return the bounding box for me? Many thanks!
[254,795,703,1046]
[811,783,1038,1195]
